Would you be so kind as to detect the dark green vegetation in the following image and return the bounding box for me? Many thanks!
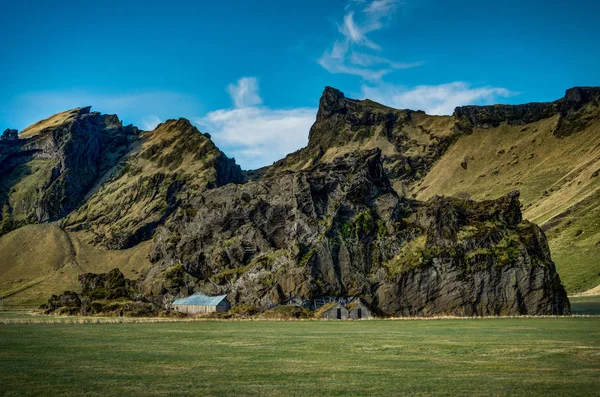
[0,317,599,396]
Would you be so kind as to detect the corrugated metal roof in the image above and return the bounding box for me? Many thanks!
[172,293,228,306]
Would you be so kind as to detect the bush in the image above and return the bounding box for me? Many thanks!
[229,304,260,317]
[261,305,312,320]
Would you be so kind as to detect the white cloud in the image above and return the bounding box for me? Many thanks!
[364,0,399,17]
[319,0,422,81]
[340,12,380,50]
[227,77,263,108]
[141,115,162,131]
[193,76,316,170]
[361,82,515,115]
[349,51,424,69]
[196,107,315,170]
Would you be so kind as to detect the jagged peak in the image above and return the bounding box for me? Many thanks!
[316,86,400,119]
[18,106,95,139]
[151,118,214,143]
[157,117,195,130]
[317,86,353,119]
[563,86,600,107]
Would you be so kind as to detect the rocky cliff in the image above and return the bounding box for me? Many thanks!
[146,149,569,316]
[62,118,243,249]
[454,86,600,136]
[261,87,459,194]
[5,85,593,314]
[0,107,138,233]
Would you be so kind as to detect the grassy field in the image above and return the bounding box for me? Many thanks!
[1,315,599,396]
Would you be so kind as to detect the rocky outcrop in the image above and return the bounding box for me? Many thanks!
[42,268,155,316]
[8,86,592,316]
[0,106,243,244]
[1,129,18,141]
[62,118,244,249]
[454,86,600,136]
[265,87,459,191]
[0,107,138,232]
[147,149,570,316]
[453,102,559,129]
[555,87,600,137]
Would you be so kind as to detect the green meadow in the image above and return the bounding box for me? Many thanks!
[1,314,599,396]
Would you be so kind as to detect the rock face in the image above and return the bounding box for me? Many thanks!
[43,268,154,316]
[148,149,569,316]
[263,87,459,192]
[0,109,243,246]
[0,107,138,233]
[6,86,589,316]
[62,118,243,249]
[453,102,559,129]
[454,86,600,136]
[1,129,18,141]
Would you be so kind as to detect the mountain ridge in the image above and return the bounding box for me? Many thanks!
[1,85,598,312]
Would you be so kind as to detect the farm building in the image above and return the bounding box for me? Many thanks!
[172,293,229,314]
[347,301,372,319]
[315,302,349,320]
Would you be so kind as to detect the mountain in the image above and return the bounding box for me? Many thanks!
[1,85,597,315]
[0,111,242,307]
[146,149,568,316]
[259,87,600,293]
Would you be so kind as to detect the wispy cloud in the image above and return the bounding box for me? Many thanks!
[196,77,316,170]
[319,0,421,81]
[361,82,515,115]
[227,77,263,108]
[141,115,162,131]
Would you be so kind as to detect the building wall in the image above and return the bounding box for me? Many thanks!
[348,304,371,319]
[321,305,349,320]
[216,300,230,312]
[174,304,224,314]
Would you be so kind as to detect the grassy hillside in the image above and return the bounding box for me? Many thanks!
[413,114,600,293]
[63,118,240,249]
[18,107,86,139]
[0,223,151,308]
[1,318,598,396]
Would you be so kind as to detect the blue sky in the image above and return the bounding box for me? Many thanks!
[1,0,599,169]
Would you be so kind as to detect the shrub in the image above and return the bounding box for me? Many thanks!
[261,305,312,319]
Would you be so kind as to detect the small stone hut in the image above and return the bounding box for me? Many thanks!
[172,293,229,314]
[316,302,349,320]
[347,301,372,319]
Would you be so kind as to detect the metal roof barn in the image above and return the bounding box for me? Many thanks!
[172,293,229,314]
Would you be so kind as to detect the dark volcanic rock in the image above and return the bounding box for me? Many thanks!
[78,268,137,300]
[0,107,138,230]
[147,149,570,316]
[42,268,156,316]
[62,118,244,249]
[267,87,460,192]
[44,291,82,315]
[555,87,600,137]
[1,129,18,141]
[453,102,560,129]
[454,87,600,137]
